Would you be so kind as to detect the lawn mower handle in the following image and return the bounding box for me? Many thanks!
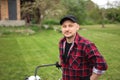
[34,62,61,77]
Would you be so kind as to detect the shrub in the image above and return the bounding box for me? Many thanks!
[2,30,11,35]
[43,19,59,25]
[83,20,95,25]
[30,25,40,32]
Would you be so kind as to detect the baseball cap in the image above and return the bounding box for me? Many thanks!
[60,15,78,25]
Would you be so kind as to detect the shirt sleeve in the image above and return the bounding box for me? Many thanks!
[85,42,108,74]
[93,67,106,74]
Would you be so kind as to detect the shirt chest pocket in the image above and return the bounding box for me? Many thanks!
[69,54,85,69]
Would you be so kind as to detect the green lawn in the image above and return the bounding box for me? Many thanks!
[0,24,120,80]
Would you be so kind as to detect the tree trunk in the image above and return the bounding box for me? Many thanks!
[102,22,105,28]
[101,9,105,28]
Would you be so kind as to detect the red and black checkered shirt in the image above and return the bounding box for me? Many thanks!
[59,33,108,80]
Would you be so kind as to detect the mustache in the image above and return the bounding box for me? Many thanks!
[64,31,70,33]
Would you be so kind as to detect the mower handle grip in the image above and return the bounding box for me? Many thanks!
[34,62,61,77]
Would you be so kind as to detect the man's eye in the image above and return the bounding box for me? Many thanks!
[69,25,73,27]
[62,26,66,28]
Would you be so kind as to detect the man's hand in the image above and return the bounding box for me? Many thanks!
[90,73,101,80]
[56,61,61,69]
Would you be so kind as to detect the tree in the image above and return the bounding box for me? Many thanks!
[106,8,120,23]
[21,0,60,25]
[85,0,100,25]
[105,1,120,23]
[100,8,106,28]
[62,0,87,24]
[33,0,63,24]
[21,2,34,26]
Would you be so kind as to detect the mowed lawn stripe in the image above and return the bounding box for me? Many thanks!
[0,38,28,80]
[16,31,62,79]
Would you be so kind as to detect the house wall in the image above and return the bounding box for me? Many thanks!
[0,0,1,20]
[1,0,9,20]
[17,0,21,20]
[0,0,21,20]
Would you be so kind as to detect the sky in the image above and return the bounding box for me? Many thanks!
[91,0,120,8]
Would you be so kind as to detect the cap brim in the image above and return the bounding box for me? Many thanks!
[60,17,77,25]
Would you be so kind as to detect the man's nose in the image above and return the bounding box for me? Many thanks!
[65,26,69,31]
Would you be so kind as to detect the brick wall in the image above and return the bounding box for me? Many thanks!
[1,0,9,20]
[0,0,1,20]
[0,0,21,20]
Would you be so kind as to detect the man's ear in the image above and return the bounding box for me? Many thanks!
[76,24,80,30]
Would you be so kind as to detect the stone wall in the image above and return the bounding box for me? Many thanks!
[0,20,25,26]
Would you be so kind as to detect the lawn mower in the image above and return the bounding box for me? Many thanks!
[25,62,61,80]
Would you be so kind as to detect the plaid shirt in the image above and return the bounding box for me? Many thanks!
[59,33,108,80]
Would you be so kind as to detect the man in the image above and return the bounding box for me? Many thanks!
[58,15,108,80]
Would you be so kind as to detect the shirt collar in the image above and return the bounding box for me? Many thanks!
[61,32,81,46]
[74,32,81,46]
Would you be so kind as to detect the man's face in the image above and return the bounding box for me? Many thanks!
[61,20,79,39]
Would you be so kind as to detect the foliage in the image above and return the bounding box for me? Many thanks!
[21,0,61,25]
[21,0,120,26]
[43,19,59,25]
[85,0,99,24]
[29,25,40,32]
[106,8,120,23]
[62,0,87,24]
[85,6,101,24]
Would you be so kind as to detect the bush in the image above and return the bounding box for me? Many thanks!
[2,30,11,35]
[43,19,59,25]
[30,25,40,32]
[83,20,95,25]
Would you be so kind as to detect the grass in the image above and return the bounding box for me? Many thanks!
[0,24,120,80]
[80,24,120,80]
